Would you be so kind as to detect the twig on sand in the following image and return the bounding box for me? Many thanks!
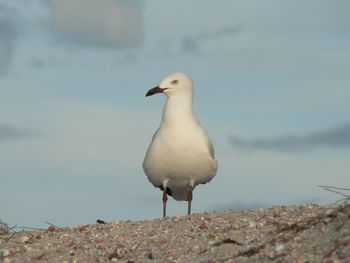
[11,226,45,231]
[45,221,62,229]
[319,185,350,204]
[0,224,17,249]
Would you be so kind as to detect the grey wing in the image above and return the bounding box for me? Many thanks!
[200,126,215,159]
[207,139,215,159]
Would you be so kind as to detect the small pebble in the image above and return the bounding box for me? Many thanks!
[275,244,284,252]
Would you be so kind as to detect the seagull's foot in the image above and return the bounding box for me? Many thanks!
[187,186,193,215]
[162,188,168,218]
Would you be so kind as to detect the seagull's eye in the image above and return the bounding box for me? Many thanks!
[171,80,178,85]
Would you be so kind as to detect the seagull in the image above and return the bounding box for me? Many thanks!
[143,72,218,218]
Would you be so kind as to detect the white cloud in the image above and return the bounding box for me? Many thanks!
[47,0,143,48]
[231,122,350,151]
[0,123,35,140]
[181,25,242,54]
[0,15,16,74]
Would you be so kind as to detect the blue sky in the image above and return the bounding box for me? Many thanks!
[1,0,349,228]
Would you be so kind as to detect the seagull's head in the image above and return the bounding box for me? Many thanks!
[146,72,193,98]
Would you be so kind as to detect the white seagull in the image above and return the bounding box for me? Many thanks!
[143,72,218,218]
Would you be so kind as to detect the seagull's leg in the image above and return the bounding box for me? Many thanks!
[187,185,193,215]
[162,186,168,218]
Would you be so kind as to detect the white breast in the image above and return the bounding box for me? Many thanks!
[143,98,218,200]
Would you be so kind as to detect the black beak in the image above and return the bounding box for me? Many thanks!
[146,86,163,97]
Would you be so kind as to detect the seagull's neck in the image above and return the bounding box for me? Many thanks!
[162,95,196,125]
